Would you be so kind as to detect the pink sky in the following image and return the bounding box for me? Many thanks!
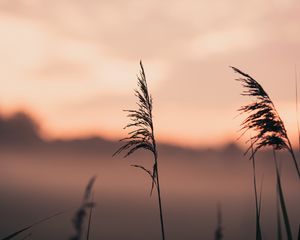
[0,0,300,147]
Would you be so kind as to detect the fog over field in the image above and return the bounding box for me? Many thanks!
[0,113,299,240]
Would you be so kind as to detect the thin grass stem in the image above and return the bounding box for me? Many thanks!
[86,192,94,240]
[276,160,282,240]
[250,142,263,240]
[273,149,293,240]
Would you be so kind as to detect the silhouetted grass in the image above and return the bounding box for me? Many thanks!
[276,160,283,240]
[114,61,166,240]
[86,193,94,240]
[1,211,65,240]
[250,142,263,240]
[295,66,300,154]
[233,66,297,240]
[214,204,223,240]
[232,66,300,178]
[70,176,96,240]
[273,150,293,240]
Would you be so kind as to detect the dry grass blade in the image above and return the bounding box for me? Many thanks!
[113,61,166,240]
[232,66,300,178]
[131,164,157,195]
[70,176,96,240]
[1,227,31,240]
[1,211,65,240]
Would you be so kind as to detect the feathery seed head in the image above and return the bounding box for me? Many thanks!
[114,61,157,195]
[232,66,289,156]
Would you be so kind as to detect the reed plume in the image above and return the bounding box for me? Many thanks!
[114,61,166,240]
[232,66,300,178]
[233,66,296,240]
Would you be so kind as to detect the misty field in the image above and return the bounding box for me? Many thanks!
[0,140,299,240]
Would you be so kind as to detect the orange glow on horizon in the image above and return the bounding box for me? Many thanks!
[0,1,299,148]
[2,104,300,150]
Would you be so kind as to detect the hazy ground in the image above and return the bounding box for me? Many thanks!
[1,138,299,240]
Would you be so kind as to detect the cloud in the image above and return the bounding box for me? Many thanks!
[0,0,299,145]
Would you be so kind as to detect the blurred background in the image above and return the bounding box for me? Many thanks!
[0,0,299,239]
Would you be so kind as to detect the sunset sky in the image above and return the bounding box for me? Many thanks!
[0,0,299,147]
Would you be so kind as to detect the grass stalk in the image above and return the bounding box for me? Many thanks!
[233,67,297,240]
[70,176,96,240]
[258,174,264,221]
[114,61,166,240]
[276,165,283,240]
[295,66,300,153]
[1,211,65,240]
[152,130,166,240]
[273,149,293,240]
[86,193,94,240]
[250,142,263,240]
[1,212,65,240]
[214,203,223,240]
